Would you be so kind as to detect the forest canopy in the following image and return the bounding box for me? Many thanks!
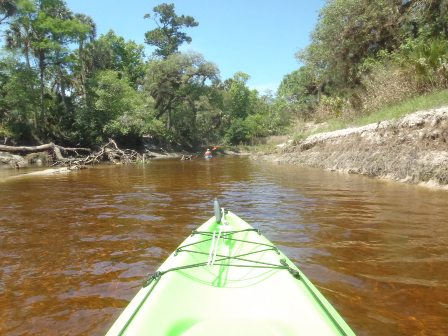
[0,0,287,148]
[1,0,447,149]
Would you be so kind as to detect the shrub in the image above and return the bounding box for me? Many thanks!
[404,38,448,89]
[360,65,419,113]
[313,95,357,122]
[224,118,250,145]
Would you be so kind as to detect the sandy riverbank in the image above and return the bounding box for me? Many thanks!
[255,107,448,189]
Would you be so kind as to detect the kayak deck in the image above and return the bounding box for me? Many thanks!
[106,211,355,336]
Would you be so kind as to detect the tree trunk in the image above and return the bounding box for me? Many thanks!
[24,44,30,68]
[0,143,56,152]
[79,41,87,98]
[0,143,91,161]
[38,51,45,128]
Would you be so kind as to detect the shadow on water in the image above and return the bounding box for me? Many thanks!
[0,157,447,335]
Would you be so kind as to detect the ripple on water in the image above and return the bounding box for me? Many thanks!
[1,158,448,336]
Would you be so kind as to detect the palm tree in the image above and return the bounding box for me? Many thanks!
[5,10,34,68]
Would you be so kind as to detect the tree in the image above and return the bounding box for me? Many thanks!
[79,30,145,89]
[0,0,21,24]
[144,52,219,135]
[224,72,251,120]
[76,70,146,145]
[245,91,288,138]
[1,59,40,141]
[401,0,448,38]
[4,1,34,67]
[144,3,198,58]
[73,13,96,97]
[298,0,402,88]
[278,66,321,118]
[3,0,96,142]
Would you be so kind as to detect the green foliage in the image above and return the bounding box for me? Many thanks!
[402,0,448,39]
[281,0,448,127]
[356,89,448,126]
[224,72,251,120]
[357,35,448,113]
[81,30,146,87]
[0,0,18,24]
[224,118,249,145]
[76,70,147,145]
[315,95,345,120]
[293,89,448,144]
[0,124,12,139]
[244,114,268,138]
[1,59,40,141]
[278,66,320,118]
[144,3,198,58]
[221,87,290,145]
[144,52,219,144]
[2,0,97,143]
[298,0,401,89]
[400,37,448,87]
[0,0,290,149]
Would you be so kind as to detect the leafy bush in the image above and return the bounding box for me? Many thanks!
[0,124,12,140]
[400,37,448,89]
[357,37,448,115]
[224,118,250,145]
[314,95,345,121]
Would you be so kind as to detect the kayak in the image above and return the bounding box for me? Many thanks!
[106,201,356,336]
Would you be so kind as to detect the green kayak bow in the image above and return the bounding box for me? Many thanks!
[106,203,356,336]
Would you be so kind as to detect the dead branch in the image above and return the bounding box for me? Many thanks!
[53,139,142,167]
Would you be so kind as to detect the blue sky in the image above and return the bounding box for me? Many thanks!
[65,0,325,93]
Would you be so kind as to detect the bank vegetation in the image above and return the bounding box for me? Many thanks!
[0,1,289,155]
[1,1,448,176]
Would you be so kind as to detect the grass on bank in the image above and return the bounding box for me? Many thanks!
[235,143,279,153]
[293,89,448,141]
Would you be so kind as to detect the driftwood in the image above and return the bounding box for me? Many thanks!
[0,143,91,161]
[72,139,141,165]
[181,154,193,160]
[0,139,142,167]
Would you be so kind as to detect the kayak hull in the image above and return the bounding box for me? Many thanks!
[106,212,355,336]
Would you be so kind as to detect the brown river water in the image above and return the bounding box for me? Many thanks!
[1,157,447,335]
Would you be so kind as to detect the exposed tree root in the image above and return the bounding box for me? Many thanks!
[53,139,142,166]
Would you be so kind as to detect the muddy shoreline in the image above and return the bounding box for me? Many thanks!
[256,107,448,189]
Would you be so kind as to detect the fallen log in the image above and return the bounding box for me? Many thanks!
[0,143,91,153]
[0,143,92,166]
[0,143,91,161]
[1,140,141,168]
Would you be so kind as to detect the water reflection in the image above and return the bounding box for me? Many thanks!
[1,158,447,335]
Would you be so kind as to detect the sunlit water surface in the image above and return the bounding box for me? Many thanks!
[1,157,447,335]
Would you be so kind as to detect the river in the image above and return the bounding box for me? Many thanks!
[1,157,447,335]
